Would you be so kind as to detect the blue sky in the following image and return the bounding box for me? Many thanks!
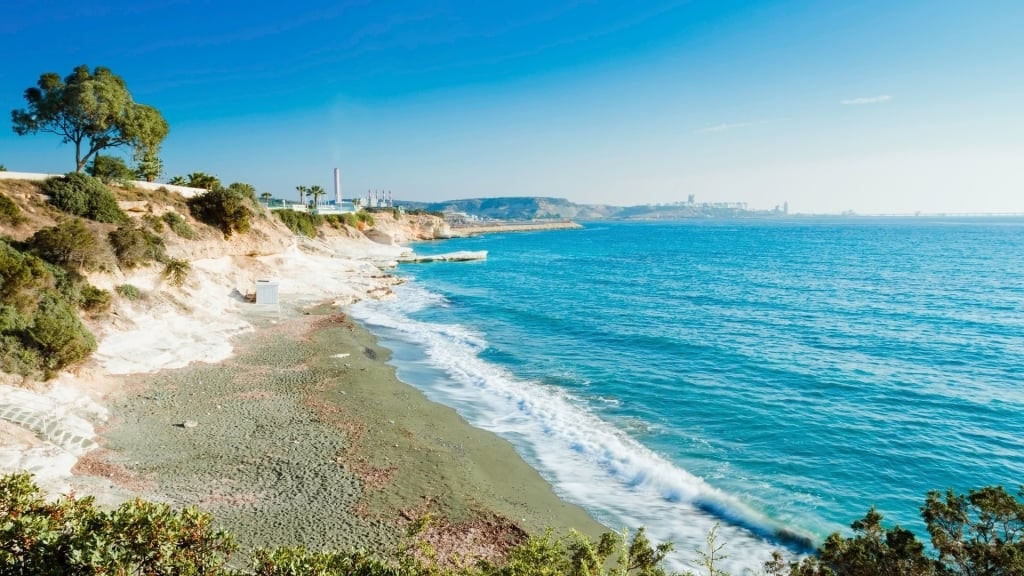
[1,0,1021,213]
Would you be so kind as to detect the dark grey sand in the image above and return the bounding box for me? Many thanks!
[99,305,605,559]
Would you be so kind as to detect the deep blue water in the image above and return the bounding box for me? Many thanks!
[350,219,1024,572]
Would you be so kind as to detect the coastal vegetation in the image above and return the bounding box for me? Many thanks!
[162,211,197,239]
[10,65,169,173]
[186,183,257,237]
[1,472,1021,575]
[43,172,128,224]
[86,154,135,186]
[0,239,97,377]
[274,209,375,237]
[0,192,25,225]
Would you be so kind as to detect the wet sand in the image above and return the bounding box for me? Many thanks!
[98,305,606,561]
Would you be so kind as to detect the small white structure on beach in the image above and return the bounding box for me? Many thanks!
[255,279,279,305]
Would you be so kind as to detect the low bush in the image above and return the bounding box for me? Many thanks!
[0,239,55,312]
[24,290,96,373]
[0,473,237,574]
[162,258,191,287]
[78,284,112,313]
[275,210,321,237]
[0,239,102,377]
[109,223,166,268]
[27,218,101,271]
[339,211,376,229]
[187,186,253,237]
[142,213,165,232]
[116,283,142,300]
[0,192,25,226]
[162,211,196,239]
[42,172,128,224]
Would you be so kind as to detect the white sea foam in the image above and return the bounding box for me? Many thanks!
[352,284,810,573]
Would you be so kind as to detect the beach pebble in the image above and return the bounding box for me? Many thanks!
[181,420,199,429]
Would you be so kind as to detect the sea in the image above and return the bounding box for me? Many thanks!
[349,218,1024,573]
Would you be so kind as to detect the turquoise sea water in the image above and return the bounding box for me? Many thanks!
[350,219,1024,572]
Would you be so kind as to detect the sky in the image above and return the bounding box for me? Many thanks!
[1,0,1022,214]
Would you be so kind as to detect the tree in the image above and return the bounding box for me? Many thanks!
[296,185,308,205]
[187,172,220,191]
[816,507,936,576]
[922,486,1024,576]
[86,154,133,184]
[260,192,273,203]
[11,65,169,172]
[133,148,163,182]
[309,184,325,207]
[168,175,187,185]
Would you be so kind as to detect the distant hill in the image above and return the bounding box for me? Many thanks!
[398,197,784,221]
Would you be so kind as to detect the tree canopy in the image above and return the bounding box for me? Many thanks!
[11,65,169,172]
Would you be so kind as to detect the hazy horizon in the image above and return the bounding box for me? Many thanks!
[2,1,1022,215]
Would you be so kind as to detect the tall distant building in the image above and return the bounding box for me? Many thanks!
[688,194,696,204]
[333,168,341,203]
[783,201,789,215]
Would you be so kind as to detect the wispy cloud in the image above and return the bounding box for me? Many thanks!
[840,95,892,105]
[694,122,754,134]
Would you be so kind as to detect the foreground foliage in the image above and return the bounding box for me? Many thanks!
[1,472,1021,576]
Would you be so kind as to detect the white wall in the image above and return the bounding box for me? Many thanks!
[0,171,206,198]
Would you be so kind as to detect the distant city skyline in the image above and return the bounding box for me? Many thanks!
[1,0,1022,214]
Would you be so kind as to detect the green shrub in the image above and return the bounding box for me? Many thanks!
[142,213,165,232]
[187,187,253,237]
[87,154,134,185]
[162,211,196,239]
[79,284,112,313]
[0,473,237,574]
[0,164,6,171]
[116,283,142,300]
[0,335,40,377]
[0,239,101,378]
[275,209,322,237]
[42,172,128,224]
[27,218,101,270]
[109,223,165,268]
[162,258,191,287]
[0,239,55,312]
[25,290,96,372]
[0,192,24,225]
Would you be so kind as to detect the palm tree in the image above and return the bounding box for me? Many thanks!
[168,175,186,185]
[187,172,220,190]
[295,185,308,206]
[259,192,272,204]
[309,185,325,208]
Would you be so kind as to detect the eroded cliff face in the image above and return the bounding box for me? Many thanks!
[362,211,452,245]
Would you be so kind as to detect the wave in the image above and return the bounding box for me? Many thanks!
[351,283,816,572]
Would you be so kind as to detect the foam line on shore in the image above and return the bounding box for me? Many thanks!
[351,283,814,573]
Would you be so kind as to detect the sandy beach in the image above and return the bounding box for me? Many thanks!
[95,306,605,559]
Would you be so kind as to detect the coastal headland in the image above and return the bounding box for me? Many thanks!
[0,178,602,564]
[450,220,583,236]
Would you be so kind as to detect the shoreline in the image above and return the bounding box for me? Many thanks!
[90,303,606,561]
